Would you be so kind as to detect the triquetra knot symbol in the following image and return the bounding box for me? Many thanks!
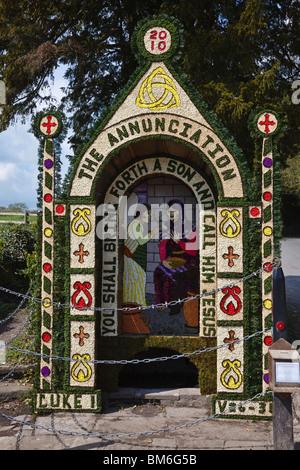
[136,67,180,111]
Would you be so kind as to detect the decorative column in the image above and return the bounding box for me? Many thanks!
[216,205,244,395]
[69,204,96,388]
[255,111,279,390]
[38,112,62,390]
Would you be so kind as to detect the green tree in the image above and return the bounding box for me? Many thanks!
[0,1,299,173]
[282,154,300,195]
[0,223,36,305]
[0,224,35,266]
[7,202,28,211]
[281,152,300,235]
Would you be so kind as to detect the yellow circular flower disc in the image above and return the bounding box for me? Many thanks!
[264,299,272,309]
[43,298,51,308]
[263,226,272,236]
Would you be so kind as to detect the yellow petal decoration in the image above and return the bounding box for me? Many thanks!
[136,67,180,111]
[71,353,92,382]
[71,208,91,236]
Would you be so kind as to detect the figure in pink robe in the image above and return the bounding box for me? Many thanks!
[154,200,198,315]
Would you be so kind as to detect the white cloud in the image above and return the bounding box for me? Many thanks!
[0,162,18,181]
[0,65,72,209]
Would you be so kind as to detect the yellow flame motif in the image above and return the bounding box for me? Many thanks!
[71,208,91,236]
[136,67,180,111]
[219,209,241,238]
[71,353,92,382]
[221,359,242,389]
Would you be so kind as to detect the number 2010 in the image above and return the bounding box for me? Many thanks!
[150,29,168,51]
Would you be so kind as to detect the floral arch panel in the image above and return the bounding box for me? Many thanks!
[34,16,275,419]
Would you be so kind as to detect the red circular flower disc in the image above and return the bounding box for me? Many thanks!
[263,191,272,201]
[42,332,51,342]
[264,336,272,346]
[43,263,52,273]
[263,262,273,272]
[250,207,260,217]
[56,205,65,214]
[44,194,52,202]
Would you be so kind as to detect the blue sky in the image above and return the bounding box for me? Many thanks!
[0,67,71,210]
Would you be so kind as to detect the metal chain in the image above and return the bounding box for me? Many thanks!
[0,282,33,325]
[0,260,278,442]
[5,305,34,346]
[0,388,272,440]
[6,314,30,345]
[0,258,281,313]
[15,418,25,451]
[0,339,35,383]
[51,414,70,449]
[0,260,277,365]
[4,327,271,365]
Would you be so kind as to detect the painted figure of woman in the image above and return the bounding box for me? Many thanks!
[123,205,157,307]
[154,200,198,315]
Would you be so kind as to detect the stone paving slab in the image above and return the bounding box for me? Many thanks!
[0,384,281,450]
[0,399,276,451]
[5,383,300,450]
[0,436,17,450]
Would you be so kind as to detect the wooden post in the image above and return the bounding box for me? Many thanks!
[273,393,294,450]
[272,267,294,450]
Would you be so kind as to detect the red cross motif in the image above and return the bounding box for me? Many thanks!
[42,115,57,135]
[258,113,276,133]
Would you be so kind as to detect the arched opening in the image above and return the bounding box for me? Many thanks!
[94,137,219,208]
[96,136,219,335]
[120,173,199,336]
[94,136,218,390]
[118,347,199,388]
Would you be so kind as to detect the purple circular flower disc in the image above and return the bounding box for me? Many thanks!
[263,157,272,168]
[44,159,53,169]
[263,373,269,384]
[41,366,50,377]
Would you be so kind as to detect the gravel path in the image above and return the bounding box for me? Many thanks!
[0,307,30,345]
